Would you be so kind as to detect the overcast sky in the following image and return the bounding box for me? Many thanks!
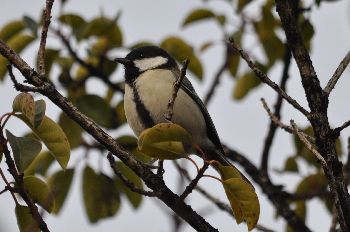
[1,0,350,231]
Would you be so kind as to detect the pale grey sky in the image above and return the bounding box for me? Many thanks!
[0,0,350,231]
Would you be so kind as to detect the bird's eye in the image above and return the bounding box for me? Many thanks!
[140,53,144,58]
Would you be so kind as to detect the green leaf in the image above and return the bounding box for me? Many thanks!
[17,115,70,169]
[13,93,36,126]
[83,17,122,47]
[182,8,216,27]
[284,156,299,172]
[48,169,74,214]
[58,112,83,149]
[23,15,38,37]
[0,20,25,41]
[24,151,55,176]
[76,94,118,129]
[34,99,46,128]
[233,71,261,100]
[58,14,87,40]
[6,130,42,172]
[114,162,143,208]
[82,166,120,223]
[211,160,242,180]
[161,36,203,79]
[199,41,214,53]
[0,33,35,80]
[15,205,40,232]
[23,176,55,212]
[138,123,193,160]
[223,178,260,231]
[296,173,327,195]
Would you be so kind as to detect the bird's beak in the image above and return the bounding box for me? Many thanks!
[114,57,132,66]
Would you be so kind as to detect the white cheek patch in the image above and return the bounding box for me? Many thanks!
[134,56,168,72]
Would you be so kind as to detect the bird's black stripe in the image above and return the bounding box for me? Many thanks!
[129,83,155,128]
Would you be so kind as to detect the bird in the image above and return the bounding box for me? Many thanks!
[115,46,249,181]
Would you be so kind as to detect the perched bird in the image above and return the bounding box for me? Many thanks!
[115,46,242,174]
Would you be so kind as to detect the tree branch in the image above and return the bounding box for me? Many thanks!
[291,120,327,167]
[324,50,350,95]
[37,0,54,77]
[228,38,310,117]
[275,1,350,230]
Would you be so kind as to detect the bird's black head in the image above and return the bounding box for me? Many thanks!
[115,46,177,84]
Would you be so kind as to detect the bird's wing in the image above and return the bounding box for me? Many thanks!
[179,75,225,155]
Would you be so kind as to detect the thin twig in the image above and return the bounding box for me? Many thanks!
[179,162,209,201]
[324,50,350,95]
[330,205,338,232]
[107,153,160,197]
[261,98,315,142]
[37,0,54,77]
[164,59,190,121]
[291,120,327,167]
[228,38,309,117]
[333,119,350,137]
[0,168,18,204]
[8,65,46,93]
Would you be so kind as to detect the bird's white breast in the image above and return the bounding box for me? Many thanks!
[124,69,207,145]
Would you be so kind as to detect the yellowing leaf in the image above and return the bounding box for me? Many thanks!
[23,176,55,213]
[223,178,260,230]
[138,123,193,160]
[233,71,261,100]
[161,37,203,79]
[182,8,216,27]
[82,166,120,223]
[17,115,70,169]
[15,205,40,232]
[13,93,35,126]
[48,169,74,214]
[212,161,259,230]
[6,130,42,172]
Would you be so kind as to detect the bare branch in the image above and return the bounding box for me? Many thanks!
[8,65,46,93]
[260,98,315,143]
[37,0,54,77]
[164,59,190,121]
[291,120,327,167]
[228,38,310,117]
[324,50,350,95]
